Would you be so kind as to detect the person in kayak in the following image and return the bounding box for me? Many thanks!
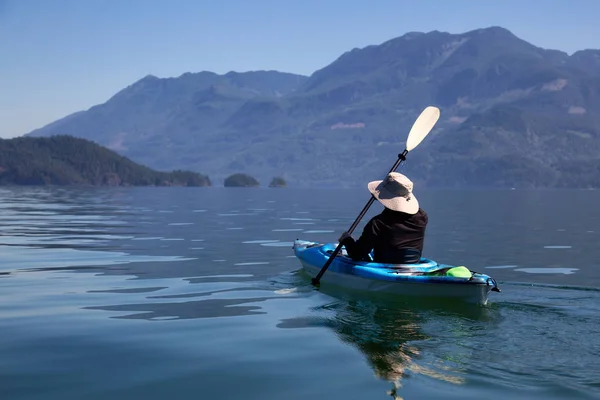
[339,172,428,264]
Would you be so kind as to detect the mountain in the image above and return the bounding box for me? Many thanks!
[0,135,211,186]
[26,70,308,170]
[25,27,600,188]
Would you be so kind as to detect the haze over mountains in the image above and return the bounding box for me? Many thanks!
[26,26,600,188]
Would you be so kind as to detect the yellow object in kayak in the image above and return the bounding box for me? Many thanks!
[445,266,472,278]
[428,266,472,278]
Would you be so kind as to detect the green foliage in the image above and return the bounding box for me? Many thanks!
[224,173,259,187]
[0,135,211,186]
[269,176,286,187]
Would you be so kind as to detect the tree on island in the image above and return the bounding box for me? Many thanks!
[224,173,259,187]
[0,135,211,187]
[269,176,286,187]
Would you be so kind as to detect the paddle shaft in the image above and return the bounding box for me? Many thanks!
[311,149,409,285]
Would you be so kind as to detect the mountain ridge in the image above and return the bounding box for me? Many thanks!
[25,26,600,188]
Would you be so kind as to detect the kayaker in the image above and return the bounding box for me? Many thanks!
[339,172,428,264]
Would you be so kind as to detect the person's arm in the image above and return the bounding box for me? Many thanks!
[339,219,378,261]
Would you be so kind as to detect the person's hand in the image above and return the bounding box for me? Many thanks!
[338,231,352,242]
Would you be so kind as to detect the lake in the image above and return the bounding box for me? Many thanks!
[1,186,599,400]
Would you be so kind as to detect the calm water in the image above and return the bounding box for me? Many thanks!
[1,187,599,400]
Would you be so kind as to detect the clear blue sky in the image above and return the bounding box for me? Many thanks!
[1,0,599,138]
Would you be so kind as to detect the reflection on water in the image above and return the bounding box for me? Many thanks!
[1,187,600,400]
[278,293,499,399]
[85,296,275,320]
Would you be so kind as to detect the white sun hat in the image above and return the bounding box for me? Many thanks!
[367,172,419,214]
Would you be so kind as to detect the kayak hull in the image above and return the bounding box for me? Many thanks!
[293,240,499,305]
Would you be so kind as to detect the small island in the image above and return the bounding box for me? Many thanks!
[224,173,259,187]
[0,135,211,186]
[268,177,286,187]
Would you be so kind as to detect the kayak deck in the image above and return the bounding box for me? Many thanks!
[293,240,500,305]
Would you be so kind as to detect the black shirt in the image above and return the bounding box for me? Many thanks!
[341,207,428,264]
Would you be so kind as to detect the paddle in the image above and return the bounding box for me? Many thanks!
[311,106,441,286]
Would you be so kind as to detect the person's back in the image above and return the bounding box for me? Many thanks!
[339,172,428,264]
[368,207,428,263]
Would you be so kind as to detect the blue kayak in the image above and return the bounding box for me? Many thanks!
[293,240,500,305]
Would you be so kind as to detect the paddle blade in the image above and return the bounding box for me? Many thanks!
[405,106,440,152]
